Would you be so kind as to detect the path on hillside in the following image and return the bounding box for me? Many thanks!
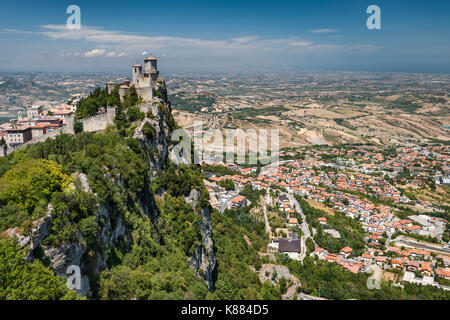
[261,194,271,235]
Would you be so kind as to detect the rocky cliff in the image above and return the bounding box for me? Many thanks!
[133,91,217,291]
[185,189,216,291]
[7,90,217,297]
[8,173,130,297]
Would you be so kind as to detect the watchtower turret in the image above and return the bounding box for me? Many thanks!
[132,64,143,85]
[144,56,159,85]
[106,82,115,94]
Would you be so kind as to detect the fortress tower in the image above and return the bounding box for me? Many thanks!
[144,56,159,82]
[132,64,143,85]
[107,55,163,102]
[139,56,159,101]
[106,82,115,95]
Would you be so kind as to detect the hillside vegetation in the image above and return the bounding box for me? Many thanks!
[0,85,272,299]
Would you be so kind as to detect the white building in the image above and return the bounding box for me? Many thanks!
[27,105,43,119]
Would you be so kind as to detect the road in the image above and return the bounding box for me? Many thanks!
[299,236,306,261]
[262,193,271,235]
[385,232,393,248]
[285,192,314,263]
[287,193,311,239]
[394,237,450,254]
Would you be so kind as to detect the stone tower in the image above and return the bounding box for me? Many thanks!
[106,55,163,102]
[106,82,115,95]
[119,85,129,100]
[132,64,143,85]
[143,56,159,99]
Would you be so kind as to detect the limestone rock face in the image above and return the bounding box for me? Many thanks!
[134,103,218,291]
[7,204,54,262]
[9,174,132,297]
[185,189,217,291]
[73,172,92,193]
[41,200,130,297]
[257,264,301,300]
[154,81,169,103]
[44,239,87,289]
[134,102,172,176]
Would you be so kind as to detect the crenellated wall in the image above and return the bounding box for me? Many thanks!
[80,107,116,132]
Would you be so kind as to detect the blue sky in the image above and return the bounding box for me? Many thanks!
[0,0,449,73]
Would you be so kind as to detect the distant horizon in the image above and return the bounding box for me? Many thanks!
[1,67,450,77]
[1,0,450,74]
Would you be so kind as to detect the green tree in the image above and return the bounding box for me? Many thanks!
[74,121,84,134]
[0,238,81,300]
[261,281,281,300]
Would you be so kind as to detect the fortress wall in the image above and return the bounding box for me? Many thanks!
[136,87,152,102]
[4,108,116,156]
[5,127,66,155]
[32,127,66,143]
[81,107,116,132]
[81,113,109,132]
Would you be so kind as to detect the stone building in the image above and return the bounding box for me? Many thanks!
[6,127,32,146]
[107,55,162,102]
[27,105,43,119]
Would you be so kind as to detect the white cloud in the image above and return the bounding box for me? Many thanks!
[345,44,383,53]
[23,24,380,59]
[232,35,259,44]
[84,49,105,57]
[289,40,313,47]
[309,28,340,34]
[40,24,228,50]
[0,28,38,35]
[60,50,80,57]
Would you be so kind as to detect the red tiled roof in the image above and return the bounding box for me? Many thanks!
[232,195,246,203]
[340,247,353,253]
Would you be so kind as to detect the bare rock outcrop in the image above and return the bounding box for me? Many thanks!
[185,189,217,291]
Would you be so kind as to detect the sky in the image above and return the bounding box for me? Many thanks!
[0,0,449,74]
